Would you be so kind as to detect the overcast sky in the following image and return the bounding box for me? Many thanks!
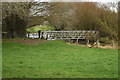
[34,0,119,3]
[88,0,118,3]
[2,0,119,3]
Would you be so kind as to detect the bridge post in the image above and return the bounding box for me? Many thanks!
[96,31,100,48]
[46,34,48,40]
[38,30,41,39]
[96,39,100,48]
[27,32,30,38]
[87,39,90,47]
[41,32,44,39]
[76,39,79,44]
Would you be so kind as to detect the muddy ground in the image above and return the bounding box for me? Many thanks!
[3,39,48,44]
[2,39,119,50]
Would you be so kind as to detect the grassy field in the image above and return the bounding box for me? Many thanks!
[2,40,118,78]
[27,25,54,33]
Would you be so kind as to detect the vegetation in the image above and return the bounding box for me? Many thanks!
[2,2,33,38]
[47,2,118,43]
[2,1,119,78]
[3,40,118,78]
[27,25,54,33]
[2,2,119,45]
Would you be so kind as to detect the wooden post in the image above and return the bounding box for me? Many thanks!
[96,39,99,48]
[27,32,30,38]
[76,39,79,44]
[112,40,116,49]
[41,32,44,39]
[96,31,100,48]
[87,39,90,47]
[38,30,41,39]
[46,33,48,40]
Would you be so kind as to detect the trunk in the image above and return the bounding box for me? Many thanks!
[13,14,16,38]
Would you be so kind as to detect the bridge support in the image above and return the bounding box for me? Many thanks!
[27,32,30,38]
[76,39,79,44]
[96,39,100,48]
[41,32,44,39]
[87,39,90,47]
[38,30,41,39]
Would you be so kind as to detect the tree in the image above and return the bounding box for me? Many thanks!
[47,2,76,30]
[46,2,118,45]
[27,2,50,27]
[2,2,32,38]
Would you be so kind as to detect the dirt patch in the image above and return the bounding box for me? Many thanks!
[66,42,119,50]
[3,39,48,44]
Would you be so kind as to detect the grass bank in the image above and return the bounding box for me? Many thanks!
[27,25,54,33]
[2,40,118,78]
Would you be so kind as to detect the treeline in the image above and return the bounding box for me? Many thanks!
[2,2,32,38]
[2,2,119,45]
[47,2,118,44]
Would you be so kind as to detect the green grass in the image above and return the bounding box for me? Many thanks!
[27,25,54,33]
[2,40,118,78]
[2,38,32,41]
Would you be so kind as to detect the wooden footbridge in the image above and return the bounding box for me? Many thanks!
[40,30,99,39]
[27,31,99,40]
[27,30,99,47]
[27,30,99,39]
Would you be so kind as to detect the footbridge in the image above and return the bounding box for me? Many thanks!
[27,30,99,47]
[27,30,99,40]
[40,31,99,40]
[28,31,99,45]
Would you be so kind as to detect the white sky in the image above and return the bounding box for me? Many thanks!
[2,0,119,3]
[88,0,118,3]
[34,0,119,3]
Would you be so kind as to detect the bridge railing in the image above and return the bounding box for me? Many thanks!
[27,30,100,47]
[39,30,99,40]
[27,30,99,40]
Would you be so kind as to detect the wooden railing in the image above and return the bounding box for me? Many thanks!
[39,31,99,40]
[27,30,100,47]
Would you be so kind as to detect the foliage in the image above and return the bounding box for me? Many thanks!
[2,2,32,38]
[2,2,118,43]
[27,25,54,33]
[3,40,118,78]
[3,14,27,38]
[2,2,32,20]
[47,2,118,41]
[27,2,50,27]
